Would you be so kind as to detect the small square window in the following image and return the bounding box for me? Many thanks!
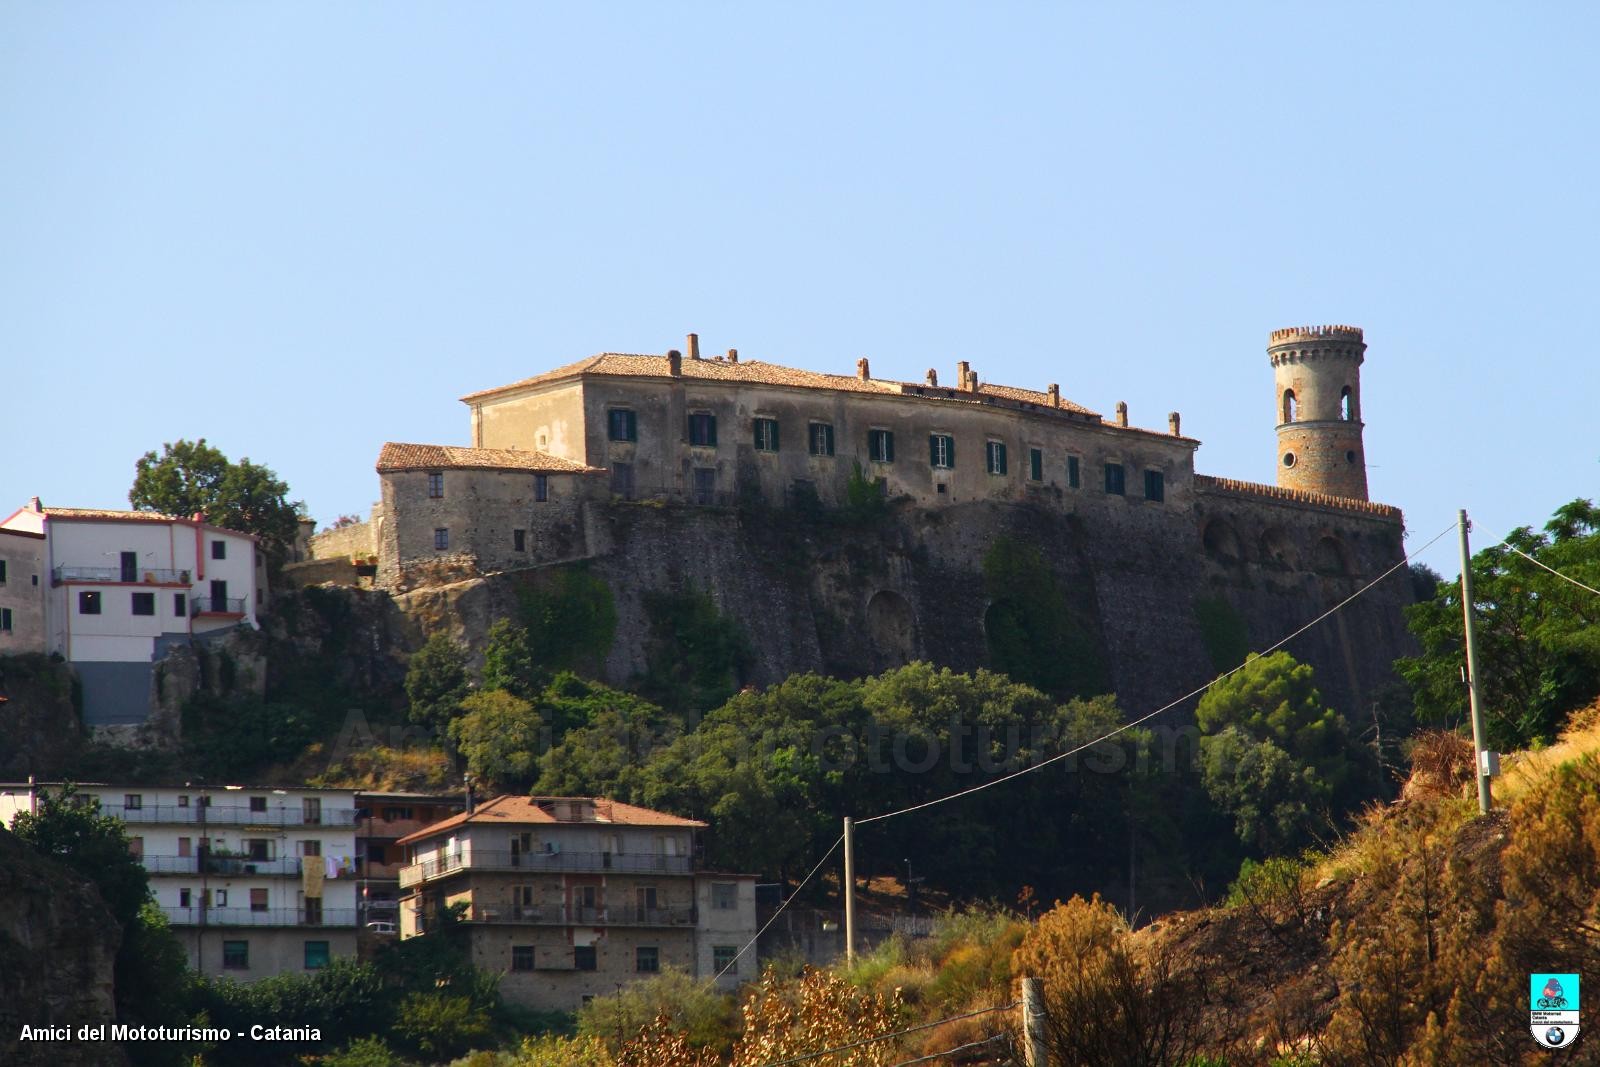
[427,472,444,499]
[211,540,226,560]
[511,946,536,972]
[223,940,249,970]
[304,941,330,970]
[636,946,660,973]
[124,794,142,810]
[986,440,1008,476]
[608,409,638,442]
[79,591,102,615]
[574,945,597,971]
[1067,455,1081,489]
[179,888,192,907]
[753,417,780,453]
[868,429,895,464]
[711,882,737,910]
[808,422,835,457]
[1029,448,1043,482]
[535,475,549,503]
[131,592,155,616]
[174,593,187,617]
[250,888,269,912]
[688,412,718,447]
[300,839,322,857]
[713,945,739,974]
[1144,470,1165,503]
[249,795,267,812]
[1104,463,1126,496]
[433,528,450,551]
[177,795,190,808]
[513,529,527,552]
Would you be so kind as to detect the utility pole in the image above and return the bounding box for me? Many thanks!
[1459,509,1493,814]
[1021,976,1048,1067]
[843,816,856,967]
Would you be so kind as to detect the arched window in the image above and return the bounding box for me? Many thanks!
[1282,389,1297,423]
[1340,386,1354,421]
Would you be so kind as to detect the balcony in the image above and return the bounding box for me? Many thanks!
[108,803,358,828]
[144,854,305,876]
[55,565,190,585]
[398,849,694,888]
[467,904,697,928]
[159,906,358,928]
[192,595,249,617]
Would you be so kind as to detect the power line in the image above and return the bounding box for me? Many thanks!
[713,834,843,982]
[1504,544,1600,598]
[751,1002,1020,1067]
[856,517,1459,827]
[888,1034,1009,1067]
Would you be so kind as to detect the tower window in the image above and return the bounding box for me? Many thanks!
[1282,389,1297,423]
[1346,450,1357,464]
[1282,453,1296,468]
[1340,386,1354,421]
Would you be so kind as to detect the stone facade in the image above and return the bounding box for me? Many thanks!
[0,528,46,654]
[1271,325,1369,500]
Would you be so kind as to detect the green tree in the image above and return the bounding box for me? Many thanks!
[1397,499,1600,749]
[449,689,546,790]
[1196,652,1377,852]
[575,969,737,1051]
[129,438,304,559]
[482,618,540,699]
[517,566,618,676]
[405,633,470,730]
[636,590,753,719]
[982,536,1107,700]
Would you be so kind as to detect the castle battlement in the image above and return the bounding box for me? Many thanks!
[1194,475,1400,521]
[1269,325,1365,346]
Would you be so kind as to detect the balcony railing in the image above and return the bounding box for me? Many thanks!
[104,804,357,827]
[192,595,249,616]
[55,565,189,585]
[144,854,305,876]
[467,904,697,928]
[159,906,358,928]
[398,849,694,888]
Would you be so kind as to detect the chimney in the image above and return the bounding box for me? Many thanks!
[926,369,938,387]
[26,496,42,513]
[726,348,738,363]
[667,349,683,376]
[1169,411,1181,436]
[1047,384,1060,408]
[956,361,971,391]
[856,357,870,381]
[191,511,205,524]
[1116,401,1128,427]
[966,369,978,391]
[464,775,476,814]
[686,333,700,361]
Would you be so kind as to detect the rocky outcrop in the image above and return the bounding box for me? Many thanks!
[0,654,85,779]
[0,827,127,1067]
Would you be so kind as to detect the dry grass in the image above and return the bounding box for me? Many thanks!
[1497,696,1600,802]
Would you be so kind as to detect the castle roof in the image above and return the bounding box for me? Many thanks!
[459,352,1105,420]
[396,794,705,846]
[376,442,603,475]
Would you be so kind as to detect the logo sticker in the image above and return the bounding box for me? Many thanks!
[1531,973,1580,1049]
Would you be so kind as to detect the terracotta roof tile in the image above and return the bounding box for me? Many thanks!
[396,794,705,846]
[459,351,1106,420]
[43,507,181,522]
[377,443,603,475]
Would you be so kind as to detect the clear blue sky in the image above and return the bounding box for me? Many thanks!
[4,3,1595,565]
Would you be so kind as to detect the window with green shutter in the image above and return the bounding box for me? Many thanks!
[930,434,954,469]
[753,417,780,452]
[1067,455,1081,489]
[986,440,1007,475]
[1029,448,1043,481]
[868,429,895,463]
[689,412,717,447]
[1144,469,1165,502]
[808,422,835,456]
[1104,462,1126,495]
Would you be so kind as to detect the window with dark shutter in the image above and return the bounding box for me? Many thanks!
[689,412,718,447]
[1029,449,1043,482]
[986,441,1007,475]
[1144,470,1165,502]
[808,422,835,456]
[929,434,954,469]
[753,418,780,452]
[868,429,894,463]
[1067,455,1081,489]
[608,409,637,442]
[1104,463,1126,495]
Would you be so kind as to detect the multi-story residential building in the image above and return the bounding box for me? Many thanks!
[0,781,359,979]
[0,525,46,654]
[0,499,261,725]
[397,795,759,1011]
[354,790,466,925]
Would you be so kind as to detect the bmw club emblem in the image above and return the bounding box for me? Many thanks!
[1531,973,1580,1049]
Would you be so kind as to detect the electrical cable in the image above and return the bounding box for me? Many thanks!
[856,517,1460,826]
[713,834,843,981]
[1504,544,1600,598]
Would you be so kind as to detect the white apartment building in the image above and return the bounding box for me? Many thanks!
[398,795,759,1011]
[0,499,261,725]
[0,782,359,980]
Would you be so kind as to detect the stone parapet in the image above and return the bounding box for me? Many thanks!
[1194,474,1401,522]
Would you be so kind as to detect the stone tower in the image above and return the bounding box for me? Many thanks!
[1269,324,1369,501]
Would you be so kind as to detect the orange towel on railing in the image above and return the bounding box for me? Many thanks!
[302,856,324,897]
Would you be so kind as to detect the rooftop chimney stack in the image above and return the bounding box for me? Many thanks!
[464,775,476,815]
[686,333,700,361]
[956,361,971,391]
[1116,401,1129,427]
[1169,412,1181,436]
[1047,384,1060,408]
[926,369,938,387]
[965,369,978,391]
[856,357,870,381]
[727,348,738,363]
[667,349,683,376]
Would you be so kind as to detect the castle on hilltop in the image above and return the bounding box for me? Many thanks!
[306,326,1413,721]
